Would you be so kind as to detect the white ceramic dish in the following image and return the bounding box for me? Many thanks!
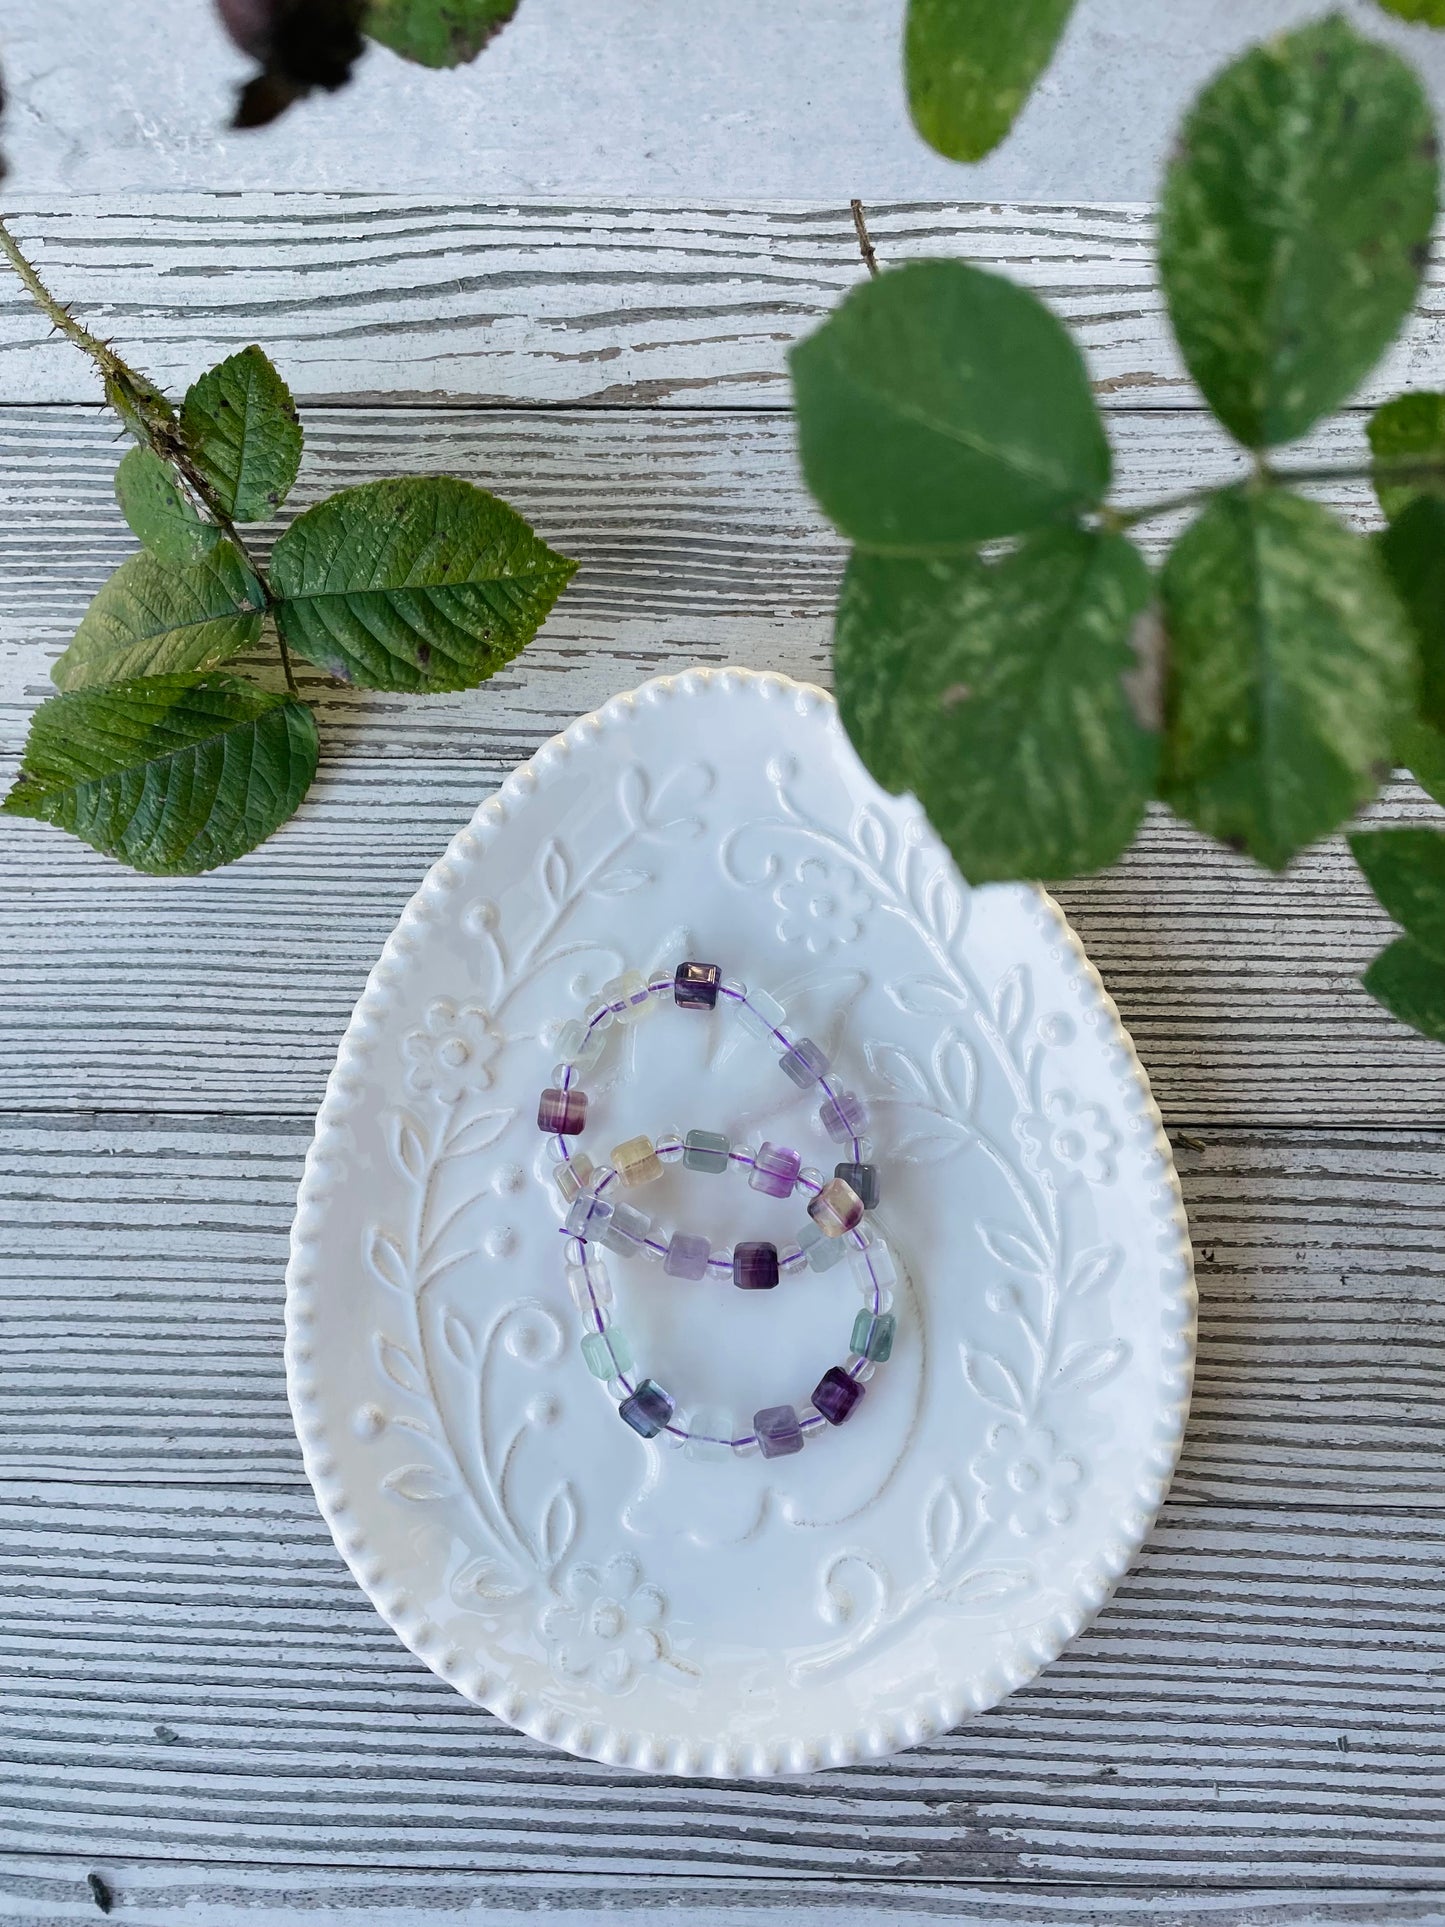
[286,667,1195,1777]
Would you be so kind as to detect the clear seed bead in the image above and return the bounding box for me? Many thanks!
[584,996,615,1031]
[730,1431,759,1458]
[656,1129,685,1164]
[847,1355,878,1382]
[778,1242,806,1274]
[736,986,785,1041]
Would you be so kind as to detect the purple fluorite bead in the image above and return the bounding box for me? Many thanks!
[664,1229,711,1280]
[819,1087,868,1144]
[538,1086,587,1134]
[808,1175,865,1237]
[834,1160,879,1209]
[749,1141,801,1199]
[674,960,721,1009]
[733,1241,780,1290]
[813,1365,865,1425]
[619,1378,674,1439]
[754,1403,803,1458]
[778,1036,830,1088]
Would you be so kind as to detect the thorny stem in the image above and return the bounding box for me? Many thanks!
[851,198,880,277]
[1116,456,1445,531]
[0,214,299,697]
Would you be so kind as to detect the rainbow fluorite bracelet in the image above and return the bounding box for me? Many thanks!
[535,960,901,1456]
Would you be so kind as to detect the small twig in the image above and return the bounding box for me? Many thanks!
[1116,454,1445,531]
[850,198,880,278]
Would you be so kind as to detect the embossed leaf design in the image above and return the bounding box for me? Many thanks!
[376,1336,427,1397]
[443,1109,515,1160]
[616,762,648,830]
[868,1040,933,1103]
[961,1347,1027,1414]
[453,1554,529,1605]
[979,1223,1048,1276]
[592,867,652,896]
[539,1482,580,1571]
[888,975,967,1019]
[854,803,891,872]
[442,1312,476,1366]
[383,1463,455,1503]
[992,965,1029,1043]
[387,1113,428,1185]
[1066,1245,1122,1297]
[538,837,571,908]
[949,1566,1034,1606]
[365,1228,410,1294]
[921,870,964,948]
[933,1031,976,1116]
[924,1477,968,1573]
[1054,1339,1130,1390]
[817,1551,891,1630]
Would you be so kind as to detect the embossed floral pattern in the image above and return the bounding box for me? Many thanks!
[1019,1090,1117,1184]
[774,856,871,954]
[541,1554,671,1692]
[972,1422,1084,1537]
[402,998,500,1103]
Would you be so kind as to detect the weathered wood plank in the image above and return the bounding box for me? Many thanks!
[0,1479,1441,1882]
[0,405,1440,1126]
[6,1860,1445,1927]
[1,1118,1441,1512]
[0,196,1440,411]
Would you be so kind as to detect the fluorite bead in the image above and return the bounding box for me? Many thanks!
[819,1087,868,1143]
[613,970,654,1023]
[599,1199,651,1253]
[613,1134,663,1186]
[778,1036,830,1088]
[749,1141,801,1199]
[684,1408,734,1461]
[736,986,785,1041]
[538,1086,587,1134]
[656,1130,685,1163]
[799,1220,849,1272]
[566,1257,613,1312]
[674,960,721,1009]
[813,1365,864,1425]
[808,1175,865,1237]
[755,1403,804,1458]
[582,1326,634,1379]
[554,1017,604,1071]
[834,1160,879,1210]
[619,1377,674,1438]
[733,1241,780,1290]
[564,1191,613,1239]
[850,1307,896,1362]
[664,1229,711,1280]
[858,1239,898,1294]
[553,1151,595,1204]
[682,1128,729,1173]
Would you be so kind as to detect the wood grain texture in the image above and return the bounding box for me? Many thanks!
[0,405,1441,1126]
[0,196,1441,411]
[1,1117,1441,1513]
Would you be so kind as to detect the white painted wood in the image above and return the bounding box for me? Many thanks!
[1,1120,1441,1513]
[0,196,1441,411]
[5,1861,1445,1927]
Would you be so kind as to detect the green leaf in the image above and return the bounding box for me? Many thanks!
[181,347,303,521]
[1374,0,1445,22]
[1367,391,1445,521]
[366,0,518,66]
[1350,826,1445,959]
[268,475,577,692]
[1378,494,1445,729]
[903,0,1076,163]
[1401,718,1445,806]
[51,543,266,692]
[789,260,1110,554]
[1,673,318,875]
[1160,487,1415,870]
[836,525,1157,882]
[1360,935,1445,1041]
[1159,16,1437,449]
[114,445,222,568]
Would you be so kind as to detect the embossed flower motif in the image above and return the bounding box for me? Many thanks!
[541,1553,669,1693]
[972,1422,1084,1538]
[402,999,501,1103]
[1019,1090,1117,1183]
[774,856,872,955]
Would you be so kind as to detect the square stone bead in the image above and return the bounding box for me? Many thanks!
[682,1128,730,1174]
[799,1220,849,1272]
[554,1017,604,1072]
[834,1160,879,1210]
[613,1135,663,1186]
[608,970,654,1023]
[733,1241,780,1290]
[566,1258,613,1313]
[553,1152,595,1205]
[754,1403,804,1458]
[778,1036,830,1088]
[818,1087,868,1143]
[851,1307,896,1362]
[564,1192,613,1240]
[736,986,785,1041]
[749,1141,801,1199]
[684,1407,734,1461]
[664,1229,711,1280]
[582,1326,635,1379]
[813,1364,865,1425]
[674,960,721,1009]
[599,1200,652,1253]
[619,1378,674,1438]
[538,1086,587,1134]
[808,1175,865,1237]
[857,1239,898,1294]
